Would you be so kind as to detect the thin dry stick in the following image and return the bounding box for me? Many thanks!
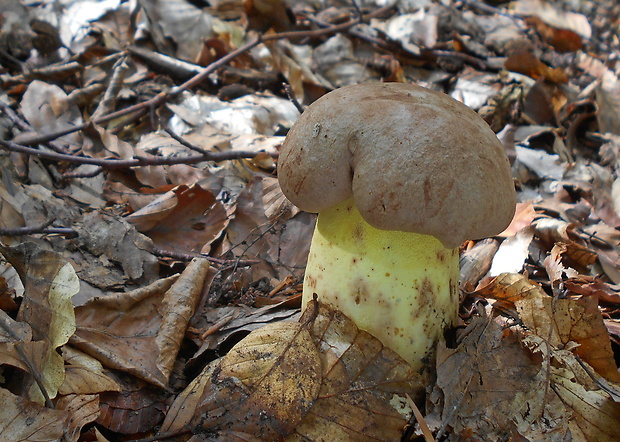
[0,138,277,169]
[0,225,77,237]
[406,393,434,442]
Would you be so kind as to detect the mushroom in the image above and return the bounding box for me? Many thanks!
[278,82,515,371]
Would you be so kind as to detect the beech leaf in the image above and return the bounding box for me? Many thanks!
[161,301,425,440]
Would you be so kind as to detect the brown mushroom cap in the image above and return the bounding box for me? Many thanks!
[278,82,516,248]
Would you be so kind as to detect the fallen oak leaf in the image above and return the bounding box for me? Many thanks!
[289,302,425,441]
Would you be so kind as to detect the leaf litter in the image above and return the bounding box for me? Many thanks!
[0,0,619,440]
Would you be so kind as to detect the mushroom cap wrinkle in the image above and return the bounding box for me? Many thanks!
[278,82,516,248]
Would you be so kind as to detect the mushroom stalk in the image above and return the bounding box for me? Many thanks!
[302,198,459,372]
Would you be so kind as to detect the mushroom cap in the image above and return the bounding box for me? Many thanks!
[278,82,516,248]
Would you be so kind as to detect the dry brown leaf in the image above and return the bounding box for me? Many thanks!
[517,292,620,383]
[17,79,83,151]
[126,184,229,255]
[499,201,537,237]
[218,176,314,283]
[72,211,159,288]
[162,301,424,440]
[479,273,620,383]
[191,301,300,354]
[56,394,100,442]
[524,335,620,441]
[504,49,568,83]
[432,310,620,441]
[0,387,69,441]
[0,242,79,403]
[431,315,568,440]
[543,243,579,292]
[97,384,168,435]
[71,258,209,387]
[0,181,26,235]
[59,347,122,395]
[524,16,583,52]
[289,303,425,441]
[460,238,500,289]
[512,0,592,39]
[564,276,620,304]
[162,320,321,439]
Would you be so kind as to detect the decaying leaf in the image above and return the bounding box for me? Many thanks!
[219,176,314,282]
[431,315,561,440]
[17,79,83,151]
[289,303,425,441]
[161,301,424,440]
[162,320,321,440]
[430,311,620,441]
[96,380,168,435]
[126,183,230,255]
[481,273,620,383]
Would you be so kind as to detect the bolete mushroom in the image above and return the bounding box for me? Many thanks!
[278,82,515,371]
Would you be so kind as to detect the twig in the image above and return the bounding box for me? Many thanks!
[164,129,213,155]
[92,55,130,119]
[61,167,105,180]
[0,138,277,170]
[0,225,77,238]
[0,102,72,154]
[152,247,260,267]
[283,83,305,114]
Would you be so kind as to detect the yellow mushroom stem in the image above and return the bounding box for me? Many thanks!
[301,198,459,372]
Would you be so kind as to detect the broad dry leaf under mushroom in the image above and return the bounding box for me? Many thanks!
[161,301,425,441]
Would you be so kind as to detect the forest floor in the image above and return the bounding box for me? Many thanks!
[1,0,620,440]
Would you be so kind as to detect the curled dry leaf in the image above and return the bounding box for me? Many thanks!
[0,242,79,404]
[161,301,424,440]
[56,394,100,442]
[71,257,210,388]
